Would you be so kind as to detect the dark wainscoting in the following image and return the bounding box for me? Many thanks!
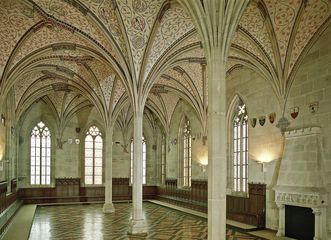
[0,180,18,212]
[156,179,266,228]
[17,178,265,228]
[156,179,208,212]
[18,178,157,204]
[227,184,266,227]
[0,179,19,236]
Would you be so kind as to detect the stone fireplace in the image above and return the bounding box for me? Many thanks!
[274,127,328,240]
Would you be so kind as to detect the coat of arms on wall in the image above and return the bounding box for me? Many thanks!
[259,116,266,126]
[250,118,257,128]
[268,112,276,124]
[290,107,299,119]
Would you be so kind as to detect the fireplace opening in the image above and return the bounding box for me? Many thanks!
[285,205,314,240]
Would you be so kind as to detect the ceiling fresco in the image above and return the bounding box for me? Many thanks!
[0,0,330,132]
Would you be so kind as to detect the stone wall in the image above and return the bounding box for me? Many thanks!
[226,68,283,229]
[167,99,208,181]
[17,101,162,187]
[285,24,331,237]
[224,23,331,234]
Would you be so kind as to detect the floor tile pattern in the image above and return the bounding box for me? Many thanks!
[29,202,263,240]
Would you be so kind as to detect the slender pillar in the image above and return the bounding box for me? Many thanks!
[128,109,147,234]
[313,207,321,240]
[276,203,285,237]
[207,52,227,239]
[103,125,115,213]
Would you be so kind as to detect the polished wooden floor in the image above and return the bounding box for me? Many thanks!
[29,202,264,240]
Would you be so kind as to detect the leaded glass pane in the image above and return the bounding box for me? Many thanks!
[85,167,93,175]
[95,158,102,167]
[95,167,102,175]
[85,176,93,185]
[232,100,249,193]
[85,157,93,166]
[31,176,35,185]
[95,149,102,158]
[85,149,93,158]
[85,126,103,185]
[94,176,102,184]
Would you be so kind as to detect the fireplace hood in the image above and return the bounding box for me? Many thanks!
[273,126,328,240]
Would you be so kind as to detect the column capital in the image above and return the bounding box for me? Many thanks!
[276,203,285,209]
[312,207,322,216]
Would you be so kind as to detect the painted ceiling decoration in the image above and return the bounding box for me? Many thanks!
[0,0,330,134]
[230,0,331,100]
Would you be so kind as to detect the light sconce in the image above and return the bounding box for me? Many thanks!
[199,157,208,173]
[254,152,274,172]
[1,114,5,126]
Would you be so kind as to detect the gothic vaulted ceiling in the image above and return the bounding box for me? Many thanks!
[0,0,330,131]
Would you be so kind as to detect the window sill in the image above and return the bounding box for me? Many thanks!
[28,184,53,188]
[83,184,104,187]
[177,186,191,191]
[229,191,249,198]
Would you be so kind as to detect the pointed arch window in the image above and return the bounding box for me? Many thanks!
[85,126,103,185]
[131,137,146,185]
[183,119,192,187]
[233,100,248,192]
[30,121,51,185]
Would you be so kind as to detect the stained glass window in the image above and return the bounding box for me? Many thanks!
[233,100,248,192]
[85,126,102,185]
[30,121,51,185]
[131,137,146,185]
[183,119,192,187]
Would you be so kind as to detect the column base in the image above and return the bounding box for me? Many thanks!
[103,202,115,213]
[128,219,148,235]
[276,230,284,237]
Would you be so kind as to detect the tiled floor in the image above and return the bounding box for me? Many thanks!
[29,202,265,240]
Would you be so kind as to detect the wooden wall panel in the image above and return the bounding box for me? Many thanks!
[17,178,265,227]
[18,178,157,204]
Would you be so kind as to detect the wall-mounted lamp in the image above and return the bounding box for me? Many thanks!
[199,157,208,173]
[254,152,274,172]
[1,114,5,126]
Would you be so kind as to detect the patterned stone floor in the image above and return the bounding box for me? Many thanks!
[29,202,264,240]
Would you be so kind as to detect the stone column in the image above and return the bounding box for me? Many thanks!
[103,125,115,213]
[128,109,148,234]
[276,203,285,237]
[313,207,321,240]
[207,51,227,239]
